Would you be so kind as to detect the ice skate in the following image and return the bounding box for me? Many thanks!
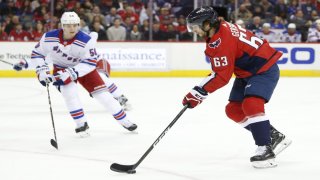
[270,126,292,155]
[75,122,90,137]
[116,95,132,111]
[118,119,137,131]
[250,145,277,168]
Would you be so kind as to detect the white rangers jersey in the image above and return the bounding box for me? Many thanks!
[255,31,279,43]
[280,31,301,42]
[307,28,320,42]
[31,29,98,77]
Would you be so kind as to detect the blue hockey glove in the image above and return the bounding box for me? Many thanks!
[53,68,78,86]
[13,59,28,71]
[36,65,53,86]
[183,86,208,108]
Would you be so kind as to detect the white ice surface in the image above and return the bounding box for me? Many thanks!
[1,77,320,180]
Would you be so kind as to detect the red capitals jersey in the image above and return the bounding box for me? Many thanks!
[201,21,282,93]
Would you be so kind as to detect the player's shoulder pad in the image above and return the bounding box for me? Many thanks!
[74,31,92,46]
[45,29,60,38]
[44,29,60,43]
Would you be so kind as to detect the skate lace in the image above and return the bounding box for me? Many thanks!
[255,146,267,156]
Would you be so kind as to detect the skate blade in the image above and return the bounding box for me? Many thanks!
[78,131,90,138]
[252,158,277,169]
[274,138,292,155]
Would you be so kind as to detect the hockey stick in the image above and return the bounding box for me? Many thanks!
[0,59,13,66]
[46,85,58,150]
[110,104,189,174]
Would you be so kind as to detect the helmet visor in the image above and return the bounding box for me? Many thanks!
[187,22,201,32]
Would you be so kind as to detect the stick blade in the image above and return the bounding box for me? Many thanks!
[110,163,136,174]
[50,139,58,149]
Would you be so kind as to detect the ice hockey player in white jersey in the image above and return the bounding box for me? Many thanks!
[280,23,301,42]
[255,23,279,42]
[307,19,320,42]
[16,11,137,137]
[14,32,132,111]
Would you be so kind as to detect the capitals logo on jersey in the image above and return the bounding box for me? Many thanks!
[208,38,221,49]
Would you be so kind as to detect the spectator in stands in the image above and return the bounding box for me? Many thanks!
[91,21,107,40]
[159,15,172,32]
[270,16,285,29]
[131,0,145,14]
[242,0,252,11]
[87,5,106,27]
[80,19,90,34]
[260,0,274,19]
[8,23,31,41]
[99,0,120,15]
[83,0,94,12]
[307,19,320,42]
[139,4,159,25]
[128,24,142,41]
[4,15,20,35]
[255,23,278,42]
[0,0,19,16]
[159,7,172,24]
[123,16,134,38]
[120,6,139,25]
[236,19,245,28]
[287,0,299,19]
[54,1,64,18]
[0,23,8,41]
[144,22,166,41]
[175,15,190,41]
[274,0,288,20]
[76,7,90,23]
[172,0,193,17]
[140,19,149,40]
[280,23,302,42]
[251,3,265,19]
[169,0,183,16]
[247,16,263,34]
[42,12,53,32]
[165,24,178,41]
[33,2,48,22]
[105,7,122,27]
[301,0,317,20]
[107,18,126,41]
[310,10,320,22]
[30,0,40,12]
[92,15,106,30]
[20,0,34,17]
[290,9,310,41]
[230,4,252,25]
[31,21,44,41]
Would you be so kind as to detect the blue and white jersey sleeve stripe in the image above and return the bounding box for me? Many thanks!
[30,34,48,67]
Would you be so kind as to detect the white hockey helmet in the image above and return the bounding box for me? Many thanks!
[60,11,80,27]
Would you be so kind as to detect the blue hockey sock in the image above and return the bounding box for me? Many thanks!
[249,120,271,146]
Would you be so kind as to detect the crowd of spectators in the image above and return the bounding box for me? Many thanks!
[0,0,319,42]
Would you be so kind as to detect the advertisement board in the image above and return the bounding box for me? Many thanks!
[0,42,319,77]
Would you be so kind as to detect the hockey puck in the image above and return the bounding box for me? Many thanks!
[127,169,136,174]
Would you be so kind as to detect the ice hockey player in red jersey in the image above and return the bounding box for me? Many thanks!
[182,6,292,168]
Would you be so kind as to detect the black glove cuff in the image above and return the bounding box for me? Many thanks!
[193,86,208,96]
